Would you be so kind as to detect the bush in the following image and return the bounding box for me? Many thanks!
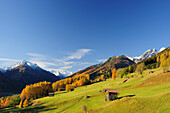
[8,95,21,107]
[81,105,87,113]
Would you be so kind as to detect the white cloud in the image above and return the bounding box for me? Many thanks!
[59,66,73,70]
[54,59,74,66]
[31,61,57,69]
[0,58,19,62]
[65,49,91,60]
[26,53,47,61]
[0,58,19,67]
[97,59,107,63]
[26,49,92,73]
[26,53,45,57]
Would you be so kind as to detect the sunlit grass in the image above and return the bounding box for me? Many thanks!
[1,67,170,113]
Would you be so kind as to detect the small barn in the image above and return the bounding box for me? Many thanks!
[104,89,119,101]
[48,93,54,97]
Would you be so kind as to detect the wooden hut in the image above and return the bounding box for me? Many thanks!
[104,89,119,101]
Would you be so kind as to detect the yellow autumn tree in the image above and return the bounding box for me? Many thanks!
[112,68,116,79]
[19,99,23,108]
[135,63,145,74]
[100,75,104,80]
[23,99,29,107]
[4,97,10,107]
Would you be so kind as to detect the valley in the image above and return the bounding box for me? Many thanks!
[1,66,170,113]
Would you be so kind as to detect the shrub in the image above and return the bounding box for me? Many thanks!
[8,95,21,107]
[81,105,87,113]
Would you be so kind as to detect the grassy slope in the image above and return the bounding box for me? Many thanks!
[1,67,170,113]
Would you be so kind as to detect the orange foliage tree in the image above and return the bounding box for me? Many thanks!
[52,74,90,91]
[20,81,53,100]
[23,99,29,107]
[112,68,116,79]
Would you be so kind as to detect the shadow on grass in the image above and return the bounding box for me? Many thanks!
[0,103,57,113]
[117,94,135,100]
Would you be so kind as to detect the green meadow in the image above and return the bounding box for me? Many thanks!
[1,67,170,113]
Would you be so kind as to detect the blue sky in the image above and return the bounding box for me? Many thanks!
[0,0,170,73]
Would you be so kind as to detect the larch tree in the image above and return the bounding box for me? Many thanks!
[112,68,117,79]
[23,99,29,107]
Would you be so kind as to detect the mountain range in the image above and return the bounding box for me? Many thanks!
[0,47,165,78]
[126,47,165,63]
[0,60,72,78]
[0,47,167,97]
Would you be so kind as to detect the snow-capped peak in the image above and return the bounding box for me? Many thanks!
[158,47,166,53]
[126,47,166,63]
[49,69,73,78]
[2,60,40,72]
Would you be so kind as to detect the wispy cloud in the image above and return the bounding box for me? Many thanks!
[97,59,107,63]
[26,49,92,73]
[0,49,92,74]
[0,58,19,62]
[31,61,57,69]
[26,53,47,61]
[0,58,19,68]
[59,66,73,70]
[26,53,45,57]
[65,49,92,60]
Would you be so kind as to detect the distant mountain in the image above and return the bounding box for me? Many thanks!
[3,60,60,87]
[2,60,40,72]
[69,55,135,80]
[50,70,73,79]
[126,47,165,63]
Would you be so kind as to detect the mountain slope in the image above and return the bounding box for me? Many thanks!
[4,60,60,86]
[69,55,135,79]
[2,66,169,113]
[0,71,22,96]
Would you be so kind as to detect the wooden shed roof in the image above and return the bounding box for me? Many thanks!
[105,89,119,93]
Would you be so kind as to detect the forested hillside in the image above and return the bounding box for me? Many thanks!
[69,55,134,80]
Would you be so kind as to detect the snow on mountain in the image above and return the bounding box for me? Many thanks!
[158,47,166,53]
[1,60,40,72]
[126,47,165,63]
[49,69,73,79]
[0,68,6,73]
[0,60,72,79]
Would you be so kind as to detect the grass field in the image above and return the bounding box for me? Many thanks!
[1,67,170,113]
